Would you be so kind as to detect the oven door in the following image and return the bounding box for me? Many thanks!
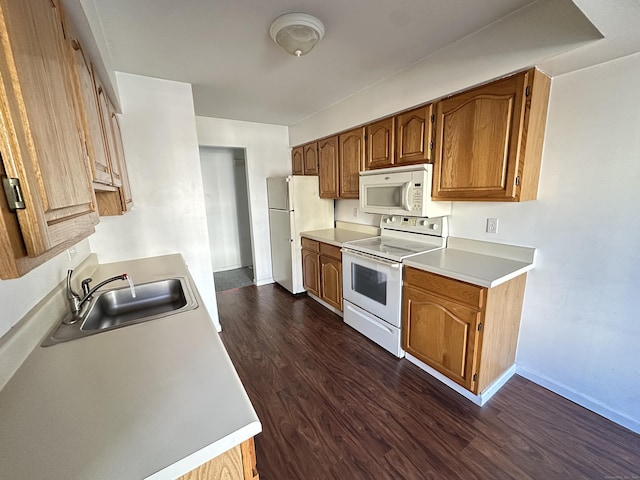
[342,249,402,326]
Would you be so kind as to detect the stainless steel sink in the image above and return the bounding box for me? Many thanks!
[42,277,198,346]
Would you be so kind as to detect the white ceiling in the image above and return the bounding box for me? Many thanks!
[69,0,640,126]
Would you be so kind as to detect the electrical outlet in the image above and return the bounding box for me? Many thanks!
[67,247,77,261]
[353,207,359,218]
[486,218,498,234]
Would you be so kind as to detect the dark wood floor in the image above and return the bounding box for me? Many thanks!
[218,284,640,480]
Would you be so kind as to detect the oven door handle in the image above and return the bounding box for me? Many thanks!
[342,249,402,269]
[402,181,412,212]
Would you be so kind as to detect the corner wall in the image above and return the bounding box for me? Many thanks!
[88,73,219,330]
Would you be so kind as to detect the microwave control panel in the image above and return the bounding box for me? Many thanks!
[411,182,424,212]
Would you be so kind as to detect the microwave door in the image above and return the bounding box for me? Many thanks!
[401,181,412,212]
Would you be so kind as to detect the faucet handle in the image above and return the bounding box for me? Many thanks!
[81,278,93,296]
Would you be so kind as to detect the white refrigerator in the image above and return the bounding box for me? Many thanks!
[267,176,334,294]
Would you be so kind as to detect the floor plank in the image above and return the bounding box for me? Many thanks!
[217,284,640,480]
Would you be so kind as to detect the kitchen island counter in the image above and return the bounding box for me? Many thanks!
[0,254,260,479]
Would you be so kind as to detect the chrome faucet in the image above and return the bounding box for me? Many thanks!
[65,269,130,322]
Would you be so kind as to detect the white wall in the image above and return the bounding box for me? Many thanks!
[195,117,290,286]
[291,49,640,433]
[89,73,219,331]
[199,147,252,272]
[0,240,92,339]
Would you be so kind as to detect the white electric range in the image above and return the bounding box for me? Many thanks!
[341,215,449,357]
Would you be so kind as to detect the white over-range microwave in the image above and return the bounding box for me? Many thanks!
[359,164,451,217]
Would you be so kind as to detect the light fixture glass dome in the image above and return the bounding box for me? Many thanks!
[269,13,325,57]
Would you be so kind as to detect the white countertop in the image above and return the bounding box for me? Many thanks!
[0,254,261,479]
[301,228,378,247]
[403,238,536,288]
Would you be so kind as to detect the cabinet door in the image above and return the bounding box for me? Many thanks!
[0,0,98,257]
[67,32,113,186]
[291,146,304,175]
[396,105,433,165]
[95,76,122,188]
[402,286,482,392]
[302,249,320,297]
[318,136,339,199]
[433,72,528,201]
[107,104,133,210]
[320,255,342,311]
[338,127,365,198]
[365,117,395,170]
[303,142,319,176]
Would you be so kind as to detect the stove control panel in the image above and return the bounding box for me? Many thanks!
[379,215,448,237]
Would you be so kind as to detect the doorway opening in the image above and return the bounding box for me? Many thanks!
[199,146,254,292]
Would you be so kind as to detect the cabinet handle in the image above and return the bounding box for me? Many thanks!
[2,176,26,210]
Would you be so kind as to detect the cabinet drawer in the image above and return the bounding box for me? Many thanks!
[404,267,485,308]
[319,242,341,260]
[301,237,319,252]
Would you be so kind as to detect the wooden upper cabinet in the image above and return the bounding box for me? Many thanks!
[0,0,98,270]
[396,104,433,165]
[365,117,395,170]
[67,34,113,187]
[338,127,365,198]
[291,146,304,175]
[318,136,339,199]
[433,68,550,201]
[108,106,133,211]
[95,75,122,188]
[303,142,319,175]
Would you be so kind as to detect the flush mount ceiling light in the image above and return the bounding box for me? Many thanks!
[269,13,325,57]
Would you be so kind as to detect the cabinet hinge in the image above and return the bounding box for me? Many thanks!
[472,373,478,382]
[477,323,483,332]
[515,176,521,186]
[2,176,26,210]
[525,86,531,97]
[429,140,433,150]
[430,113,435,123]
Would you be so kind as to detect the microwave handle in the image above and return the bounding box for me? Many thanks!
[402,181,412,212]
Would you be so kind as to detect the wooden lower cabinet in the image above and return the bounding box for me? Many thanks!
[402,267,526,394]
[179,437,259,480]
[319,242,342,311]
[302,237,343,312]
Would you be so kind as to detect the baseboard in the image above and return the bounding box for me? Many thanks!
[405,354,515,406]
[255,277,273,287]
[517,365,640,435]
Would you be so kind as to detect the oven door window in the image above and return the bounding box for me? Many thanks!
[351,263,387,305]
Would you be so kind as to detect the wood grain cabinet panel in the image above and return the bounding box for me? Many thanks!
[67,33,113,187]
[320,255,342,311]
[302,238,343,312]
[433,68,550,201]
[402,267,527,394]
[303,142,319,175]
[366,117,395,170]
[338,127,365,198]
[318,136,339,198]
[396,104,433,165]
[0,0,99,278]
[291,146,304,175]
[179,437,259,480]
[302,248,320,297]
[403,286,481,391]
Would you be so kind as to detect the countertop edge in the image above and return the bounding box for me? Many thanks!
[403,260,534,288]
[146,421,262,479]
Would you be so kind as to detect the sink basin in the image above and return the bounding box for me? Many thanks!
[42,277,198,346]
[82,278,188,331]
